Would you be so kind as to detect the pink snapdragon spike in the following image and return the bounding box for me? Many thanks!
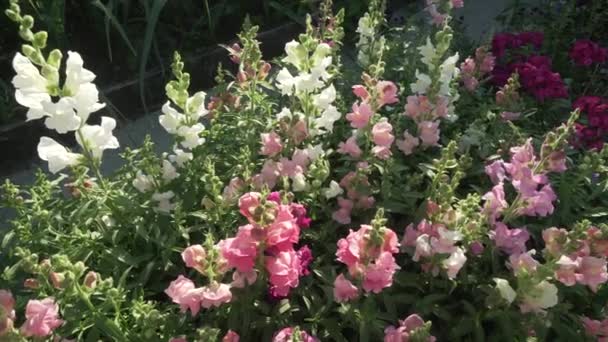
[377,81,399,107]
[401,220,468,279]
[346,102,374,128]
[200,283,232,308]
[0,290,15,336]
[405,95,433,120]
[165,275,203,315]
[338,136,363,158]
[508,250,540,275]
[260,132,283,157]
[384,314,436,342]
[490,222,530,255]
[222,330,240,342]
[21,298,64,338]
[272,327,319,342]
[396,131,420,155]
[333,274,359,302]
[570,39,608,66]
[334,224,400,299]
[181,244,207,272]
[418,121,440,146]
[581,316,608,340]
[265,249,301,297]
[170,337,188,342]
[372,121,395,147]
[352,85,370,100]
[218,225,259,272]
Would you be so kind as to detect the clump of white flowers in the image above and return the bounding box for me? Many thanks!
[8,2,118,174]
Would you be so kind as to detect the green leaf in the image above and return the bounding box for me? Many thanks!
[91,0,137,59]
[138,0,168,113]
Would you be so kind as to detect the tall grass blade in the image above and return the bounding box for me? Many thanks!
[138,0,167,114]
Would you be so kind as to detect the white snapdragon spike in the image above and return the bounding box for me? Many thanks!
[178,124,205,149]
[356,16,374,39]
[313,85,336,110]
[283,40,308,70]
[276,108,293,120]
[169,149,193,167]
[291,173,308,192]
[521,281,558,312]
[439,53,460,96]
[64,52,96,94]
[72,83,105,122]
[443,247,467,279]
[152,191,176,213]
[276,68,296,96]
[493,278,516,304]
[42,98,81,133]
[418,38,437,68]
[313,105,341,135]
[76,117,119,159]
[133,171,155,193]
[12,53,51,120]
[162,160,180,182]
[37,137,81,174]
[305,144,324,161]
[410,71,432,94]
[185,91,209,121]
[159,102,186,134]
[323,180,343,199]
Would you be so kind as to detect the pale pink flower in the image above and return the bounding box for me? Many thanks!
[200,283,232,308]
[265,249,301,297]
[223,330,240,342]
[482,182,508,222]
[260,132,283,156]
[508,250,539,275]
[405,95,432,119]
[231,270,257,288]
[21,298,64,337]
[490,222,530,255]
[372,121,395,147]
[372,146,392,160]
[485,160,506,184]
[165,275,202,315]
[238,192,262,221]
[444,247,467,279]
[362,252,400,293]
[182,244,207,271]
[451,0,464,8]
[418,121,440,146]
[338,136,362,158]
[218,225,259,272]
[501,111,521,121]
[272,327,318,342]
[265,205,300,251]
[346,102,373,129]
[222,177,245,202]
[576,256,608,292]
[83,271,98,289]
[396,131,420,155]
[332,197,353,224]
[555,255,579,286]
[169,337,187,342]
[377,81,399,106]
[0,290,15,335]
[352,85,370,100]
[542,227,568,257]
[333,274,359,302]
[260,160,280,189]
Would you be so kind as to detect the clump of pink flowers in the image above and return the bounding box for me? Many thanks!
[569,39,608,67]
[272,327,318,342]
[425,0,464,26]
[573,96,608,150]
[334,213,400,301]
[460,47,496,91]
[544,225,608,292]
[581,316,608,341]
[166,191,313,314]
[401,219,467,279]
[384,314,436,342]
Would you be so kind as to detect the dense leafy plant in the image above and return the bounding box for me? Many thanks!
[1,0,608,341]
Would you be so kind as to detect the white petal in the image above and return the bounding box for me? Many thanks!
[37,137,80,173]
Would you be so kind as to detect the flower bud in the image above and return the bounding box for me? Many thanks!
[47,49,63,68]
[49,272,65,289]
[33,31,47,49]
[84,271,98,289]
[24,278,39,289]
[21,15,34,29]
